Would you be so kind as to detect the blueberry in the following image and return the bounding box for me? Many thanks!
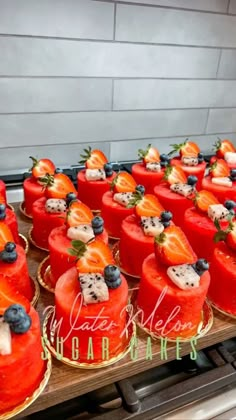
[187,175,198,186]
[160,154,170,162]
[193,259,209,275]
[3,304,27,325]
[10,315,32,334]
[4,242,16,253]
[160,161,169,168]
[198,152,204,163]
[104,265,121,282]
[135,185,145,195]
[91,216,104,235]
[224,200,236,210]
[104,163,113,177]
[0,203,6,213]
[105,278,122,289]
[230,176,236,182]
[231,169,236,177]
[162,221,171,228]
[66,192,77,205]
[55,167,63,174]
[0,250,17,263]
[160,211,173,222]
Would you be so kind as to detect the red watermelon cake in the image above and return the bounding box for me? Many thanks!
[213,138,236,169]
[0,180,7,204]
[202,158,236,203]
[0,204,20,245]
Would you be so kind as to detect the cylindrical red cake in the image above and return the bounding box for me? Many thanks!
[54,267,129,363]
[5,208,20,244]
[202,175,236,203]
[131,163,164,194]
[0,245,33,301]
[137,254,210,339]
[154,183,193,228]
[23,177,45,216]
[208,242,236,315]
[32,197,66,249]
[48,225,109,286]
[171,157,206,190]
[77,170,116,211]
[0,306,46,414]
[0,180,7,203]
[101,191,134,238]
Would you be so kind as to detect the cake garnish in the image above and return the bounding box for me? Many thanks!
[65,192,77,207]
[224,152,236,166]
[85,168,106,181]
[68,239,114,273]
[167,259,209,290]
[67,225,95,242]
[0,276,30,316]
[211,177,232,187]
[230,169,236,182]
[45,198,67,213]
[160,154,171,168]
[209,159,230,178]
[79,273,109,304]
[207,204,229,222]
[29,156,55,179]
[194,190,219,213]
[164,165,187,185]
[170,175,197,198]
[104,265,122,289]
[127,191,164,217]
[181,156,198,166]
[3,304,31,334]
[66,201,93,227]
[79,147,108,169]
[168,139,200,158]
[146,162,161,172]
[138,144,160,165]
[110,172,137,193]
[213,138,235,158]
[214,214,236,251]
[154,225,196,266]
[0,316,11,355]
[0,242,17,263]
[39,173,77,199]
[140,216,164,236]
[113,192,134,207]
[104,162,113,178]
[91,216,104,235]
[0,203,6,221]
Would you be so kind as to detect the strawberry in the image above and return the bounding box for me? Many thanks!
[67,201,93,227]
[110,172,137,193]
[0,223,14,252]
[169,140,200,157]
[69,239,114,273]
[214,138,235,158]
[138,144,160,164]
[210,159,230,178]
[40,173,77,199]
[0,275,30,315]
[29,156,55,179]
[194,190,219,213]
[214,218,236,252]
[155,225,196,266]
[164,165,187,185]
[79,147,108,169]
[128,192,164,217]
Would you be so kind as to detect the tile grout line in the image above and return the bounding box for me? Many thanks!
[203,109,210,134]
[227,0,231,13]
[1,76,236,81]
[113,2,117,40]
[216,49,223,78]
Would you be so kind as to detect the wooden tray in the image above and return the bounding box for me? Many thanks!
[14,203,236,417]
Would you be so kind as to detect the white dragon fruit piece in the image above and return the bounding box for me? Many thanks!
[67,225,95,242]
[211,177,232,188]
[0,317,12,355]
[208,204,229,222]
[170,183,195,197]
[146,162,161,172]
[113,192,134,207]
[140,216,164,237]
[167,264,200,290]
[79,273,109,304]
[224,152,236,165]
[45,198,67,213]
[181,156,198,166]
[85,169,106,181]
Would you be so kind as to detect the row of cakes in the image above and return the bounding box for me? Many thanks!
[0,137,236,416]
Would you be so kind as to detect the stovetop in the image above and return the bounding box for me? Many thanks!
[22,338,236,420]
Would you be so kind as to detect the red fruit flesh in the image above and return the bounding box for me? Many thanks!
[101,191,134,238]
[210,159,230,178]
[86,150,108,169]
[171,157,206,190]
[30,157,56,179]
[23,177,45,216]
[113,172,137,193]
[135,194,165,218]
[67,201,93,227]
[216,139,235,158]
[202,176,236,203]
[5,208,20,244]
[131,163,164,194]
[54,267,129,362]
[137,254,210,339]
[76,240,114,273]
[180,141,200,157]
[195,190,219,213]
[46,174,77,199]
[0,274,30,315]
[77,169,116,210]
[0,222,14,252]
[0,180,7,204]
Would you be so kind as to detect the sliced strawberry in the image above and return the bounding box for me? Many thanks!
[169,140,200,157]
[40,173,77,199]
[30,156,56,179]
[214,218,236,252]
[210,159,230,178]
[111,172,137,193]
[67,201,93,227]
[134,194,165,217]
[69,240,114,273]
[195,190,219,213]
[155,225,196,266]
[79,147,108,169]
[164,165,187,185]
[214,139,235,158]
[0,275,30,315]
[138,144,160,164]
[0,222,14,252]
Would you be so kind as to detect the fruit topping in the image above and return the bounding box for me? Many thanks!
[160,211,173,228]
[128,193,164,218]
[146,162,161,172]
[160,153,170,163]
[230,169,236,182]
[170,183,195,197]
[66,192,77,206]
[67,225,95,243]
[210,159,230,178]
[79,273,109,304]
[214,218,236,252]
[198,152,204,163]
[224,151,236,166]
[54,167,63,174]
[91,216,104,235]
[110,172,137,193]
[0,276,30,315]
[135,185,145,195]
[113,192,134,207]
[192,259,209,276]
[69,240,114,274]
[104,265,122,289]
[187,175,198,186]
[0,204,6,221]
[104,162,113,177]
[138,144,160,164]
[79,147,108,169]
[40,173,77,199]
[181,156,198,166]
[194,190,219,213]
[211,177,232,187]
[29,156,56,179]
[167,264,200,290]
[0,242,17,264]
[0,317,11,355]
[45,198,67,213]
[155,225,196,266]
[225,200,236,212]
[207,204,229,222]
[214,138,235,159]
[164,165,187,185]
[140,216,164,237]
[85,168,106,181]
[3,304,31,334]
[0,223,14,252]
[169,140,200,157]
[66,201,93,227]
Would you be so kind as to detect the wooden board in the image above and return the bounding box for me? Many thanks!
[14,203,236,417]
